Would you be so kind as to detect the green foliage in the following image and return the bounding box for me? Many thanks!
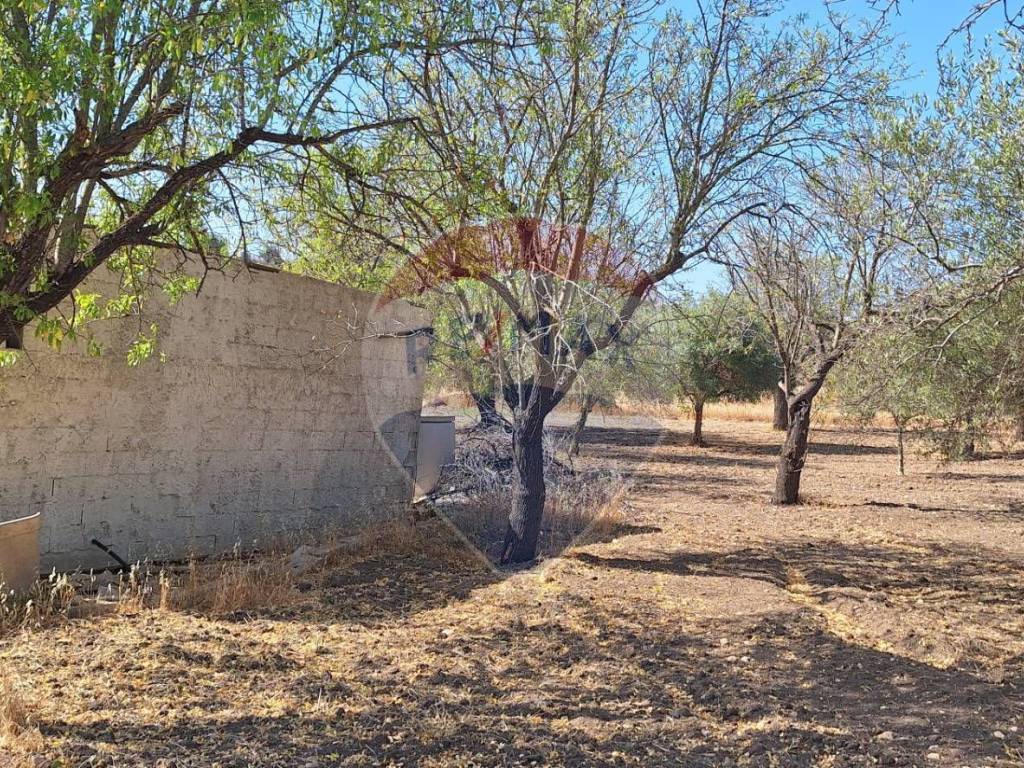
[126,323,163,367]
[678,295,776,407]
[842,283,1024,459]
[0,0,487,355]
[633,292,777,409]
[835,326,931,428]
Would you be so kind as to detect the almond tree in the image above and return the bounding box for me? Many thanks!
[0,0,492,356]
[295,0,895,562]
[726,150,918,504]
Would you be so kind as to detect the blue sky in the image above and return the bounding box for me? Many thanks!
[681,0,1003,295]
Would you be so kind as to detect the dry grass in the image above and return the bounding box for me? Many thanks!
[0,519,445,638]
[1,418,1022,766]
[563,483,630,548]
[156,520,444,615]
[653,396,852,428]
[432,426,632,562]
[159,553,301,615]
[0,667,46,763]
[0,572,76,639]
[425,388,863,428]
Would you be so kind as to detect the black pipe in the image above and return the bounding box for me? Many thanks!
[90,538,132,572]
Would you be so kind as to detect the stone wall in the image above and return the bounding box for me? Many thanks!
[0,260,430,571]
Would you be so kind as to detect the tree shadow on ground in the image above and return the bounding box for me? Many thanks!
[827,498,1024,524]
[713,432,896,459]
[925,469,1024,483]
[41,595,1021,767]
[592,444,777,471]
[570,538,1024,612]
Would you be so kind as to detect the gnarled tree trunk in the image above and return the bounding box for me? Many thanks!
[500,409,547,564]
[568,393,597,456]
[773,395,813,504]
[772,352,841,505]
[772,383,788,431]
[691,398,705,446]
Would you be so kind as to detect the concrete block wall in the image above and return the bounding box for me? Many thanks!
[0,259,430,571]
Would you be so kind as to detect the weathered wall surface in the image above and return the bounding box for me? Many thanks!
[0,261,430,571]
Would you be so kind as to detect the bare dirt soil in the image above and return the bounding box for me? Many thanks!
[2,417,1023,767]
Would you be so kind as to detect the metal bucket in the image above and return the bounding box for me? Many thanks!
[0,512,41,594]
[414,416,456,500]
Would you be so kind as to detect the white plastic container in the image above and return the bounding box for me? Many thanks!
[414,416,456,500]
[0,512,41,594]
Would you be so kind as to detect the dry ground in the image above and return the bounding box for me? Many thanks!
[2,416,1023,767]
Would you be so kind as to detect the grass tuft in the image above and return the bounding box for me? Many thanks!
[0,572,76,638]
[0,667,46,761]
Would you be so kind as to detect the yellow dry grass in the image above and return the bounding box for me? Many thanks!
[426,388,865,428]
[0,573,76,638]
[158,520,446,615]
[159,554,301,615]
[0,668,46,764]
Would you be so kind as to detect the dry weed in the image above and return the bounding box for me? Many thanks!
[158,519,457,614]
[0,667,46,761]
[159,551,301,615]
[0,572,76,638]
[427,387,911,430]
[319,519,468,568]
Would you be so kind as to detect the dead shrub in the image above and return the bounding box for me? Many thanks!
[430,427,631,561]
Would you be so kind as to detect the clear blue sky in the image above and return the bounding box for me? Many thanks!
[680,0,1003,295]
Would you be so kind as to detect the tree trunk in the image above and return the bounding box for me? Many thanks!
[1014,413,1024,443]
[896,422,906,476]
[963,414,976,460]
[1,319,24,350]
[963,437,976,460]
[500,412,547,564]
[691,399,705,446]
[470,391,504,428]
[773,395,814,504]
[772,383,788,431]
[771,351,842,505]
[568,393,597,457]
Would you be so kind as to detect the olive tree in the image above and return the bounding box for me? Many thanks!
[634,293,775,446]
[835,329,932,474]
